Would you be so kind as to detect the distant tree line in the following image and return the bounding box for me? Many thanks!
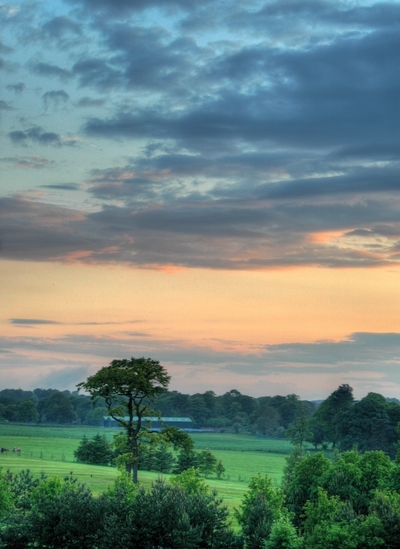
[2,384,400,461]
[154,389,316,435]
[0,386,315,431]
[0,388,108,425]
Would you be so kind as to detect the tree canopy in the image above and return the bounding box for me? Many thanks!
[77,357,170,483]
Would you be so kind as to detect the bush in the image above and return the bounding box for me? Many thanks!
[74,434,114,465]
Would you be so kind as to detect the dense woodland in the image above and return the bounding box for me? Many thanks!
[1,384,400,458]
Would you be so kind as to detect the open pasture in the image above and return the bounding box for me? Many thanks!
[190,432,297,454]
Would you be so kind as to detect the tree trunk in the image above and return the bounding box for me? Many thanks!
[132,435,139,484]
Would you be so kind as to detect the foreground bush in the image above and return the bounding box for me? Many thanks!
[0,470,241,549]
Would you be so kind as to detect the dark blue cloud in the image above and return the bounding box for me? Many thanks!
[2,0,400,272]
[8,127,62,146]
[42,16,82,39]
[42,90,70,109]
[29,62,72,81]
[76,96,106,107]
[41,183,79,191]
[263,333,400,365]
[9,318,61,325]
[6,82,25,94]
[0,100,13,110]
[66,0,210,17]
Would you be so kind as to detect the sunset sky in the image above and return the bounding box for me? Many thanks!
[2,0,400,400]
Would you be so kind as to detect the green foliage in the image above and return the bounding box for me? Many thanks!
[303,488,357,549]
[216,460,225,479]
[336,392,400,457]
[77,357,171,418]
[170,467,209,495]
[77,357,170,483]
[74,433,114,465]
[0,474,100,549]
[368,489,400,548]
[5,469,43,514]
[197,449,218,478]
[116,476,241,549]
[96,472,138,549]
[0,470,12,518]
[301,487,397,549]
[0,467,241,549]
[285,413,313,449]
[16,400,39,423]
[29,476,100,549]
[235,474,284,549]
[350,451,392,515]
[174,448,199,473]
[283,452,331,528]
[319,450,362,510]
[152,440,176,473]
[39,392,77,424]
[312,384,354,449]
[161,425,194,452]
[266,514,303,549]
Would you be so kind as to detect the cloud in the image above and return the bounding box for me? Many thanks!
[262,333,400,366]
[8,126,78,147]
[0,156,54,170]
[0,41,13,54]
[1,331,400,398]
[41,16,82,40]
[78,23,400,154]
[42,90,70,109]
[76,96,106,108]
[39,365,91,391]
[72,58,124,91]
[0,100,14,110]
[8,127,61,146]
[9,318,61,325]
[7,317,140,327]
[29,61,72,81]
[227,0,400,42]
[6,82,25,93]
[2,188,400,270]
[66,0,209,18]
[41,183,79,191]
[2,0,400,273]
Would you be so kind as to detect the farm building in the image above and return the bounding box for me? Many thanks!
[103,416,193,431]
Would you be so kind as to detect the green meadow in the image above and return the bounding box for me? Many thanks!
[0,424,303,518]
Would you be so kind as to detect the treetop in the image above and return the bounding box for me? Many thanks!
[77,357,171,401]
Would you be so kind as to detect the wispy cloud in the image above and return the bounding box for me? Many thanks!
[9,318,61,326]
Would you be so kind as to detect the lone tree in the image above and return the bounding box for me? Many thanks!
[77,357,170,483]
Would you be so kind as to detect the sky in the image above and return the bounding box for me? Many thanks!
[1,0,400,400]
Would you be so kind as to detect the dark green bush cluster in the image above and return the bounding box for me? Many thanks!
[0,469,241,549]
[74,434,115,466]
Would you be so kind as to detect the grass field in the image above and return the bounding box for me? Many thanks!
[0,423,301,521]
